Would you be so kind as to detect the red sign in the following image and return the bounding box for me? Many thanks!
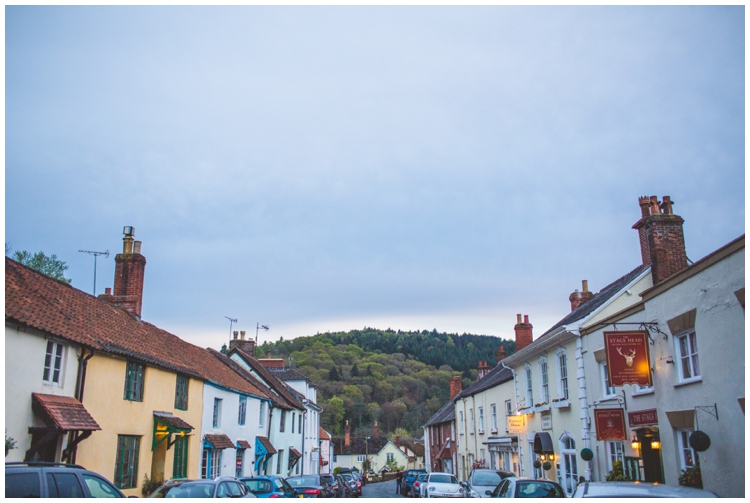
[595,409,627,441]
[628,409,658,427]
[604,331,652,387]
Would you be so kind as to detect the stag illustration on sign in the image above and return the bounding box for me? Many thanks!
[617,347,637,367]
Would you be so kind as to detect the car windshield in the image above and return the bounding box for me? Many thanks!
[473,472,502,486]
[515,481,565,498]
[430,474,458,485]
[243,480,273,493]
[150,482,214,498]
[287,477,318,487]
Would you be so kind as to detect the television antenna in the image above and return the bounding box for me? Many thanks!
[256,323,269,344]
[78,249,109,296]
[225,316,237,344]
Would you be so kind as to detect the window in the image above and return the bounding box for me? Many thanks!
[505,400,512,417]
[459,411,464,434]
[676,331,700,381]
[677,429,696,471]
[478,407,484,432]
[491,404,498,431]
[299,414,303,433]
[173,436,189,479]
[560,435,578,496]
[387,453,394,461]
[600,362,616,397]
[259,401,266,429]
[238,397,247,426]
[280,411,286,432]
[202,448,221,479]
[525,365,534,408]
[123,361,145,402]
[480,449,486,465]
[213,398,222,428]
[175,375,189,410]
[114,435,140,489]
[277,450,284,474]
[292,412,296,433]
[607,441,624,471]
[469,408,475,433]
[43,340,65,385]
[357,454,365,462]
[47,472,85,497]
[557,350,569,400]
[539,358,549,404]
[82,474,122,498]
[236,449,245,478]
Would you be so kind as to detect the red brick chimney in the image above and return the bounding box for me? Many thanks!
[496,345,506,363]
[345,420,350,447]
[99,226,146,318]
[449,376,462,399]
[374,420,379,437]
[477,361,491,380]
[514,314,533,351]
[569,280,594,311]
[632,195,688,284]
[229,330,256,356]
[395,435,401,447]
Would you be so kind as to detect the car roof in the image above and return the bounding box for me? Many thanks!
[575,482,717,498]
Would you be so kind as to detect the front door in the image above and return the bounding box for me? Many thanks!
[637,429,664,483]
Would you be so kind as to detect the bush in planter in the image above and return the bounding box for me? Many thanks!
[141,472,165,497]
[605,460,628,482]
[678,464,702,489]
[6,431,17,455]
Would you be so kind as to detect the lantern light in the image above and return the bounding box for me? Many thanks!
[651,440,661,450]
[540,454,546,461]
[631,435,641,450]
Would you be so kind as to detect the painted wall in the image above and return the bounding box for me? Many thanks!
[76,354,204,497]
[5,324,79,462]
[285,379,322,474]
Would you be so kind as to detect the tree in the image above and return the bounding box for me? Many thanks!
[329,366,341,381]
[13,250,71,283]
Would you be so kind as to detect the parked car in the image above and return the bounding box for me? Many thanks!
[422,472,463,498]
[401,469,427,496]
[339,472,361,497]
[6,461,127,498]
[491,477,565,498]
[149,476,256,498]
[410,472,428,498]
[320,473,342,497]
[571,481,717,498]
[467,469,515,497]
[335,474,353,497]
[286,475,335,498]
[241,476,297,498]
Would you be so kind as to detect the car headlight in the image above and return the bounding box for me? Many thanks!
[470,490,480,498]
[429,486,435,492]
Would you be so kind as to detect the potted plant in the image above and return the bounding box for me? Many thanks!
[678,464,702,489]
[606,460,629,481]
[551,397,570,409]
[6,431,17,457]
[534,402,550,412]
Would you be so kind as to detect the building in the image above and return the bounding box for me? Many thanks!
[423,377,459,474]
[331,420,408,472]
[319,427,332,474]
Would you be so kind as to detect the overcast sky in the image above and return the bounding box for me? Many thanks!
[6,6,744,351]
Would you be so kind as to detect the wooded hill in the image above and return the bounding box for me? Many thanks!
[257,328,514,438]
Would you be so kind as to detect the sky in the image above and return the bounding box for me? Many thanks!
[5,6,745,351]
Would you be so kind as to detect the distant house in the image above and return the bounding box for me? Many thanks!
[396,437,425,469]
[331,420,408,473]
[319,427,332,474]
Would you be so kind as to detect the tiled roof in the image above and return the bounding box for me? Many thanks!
[205,433,234,449]
[331,436,391,456]
[456,364,514,399]
[32,393,101,431]
[153,411,194,431]
[319,427,331,440]
[215,349,293,411]
[230,347,306,410]
[267,368,311,383]
[424,400,455,427]
[237,439,252,449]
[400,439,425,457]
[257,436,277,455]
[202,349,269,400]
[290,447,302,458]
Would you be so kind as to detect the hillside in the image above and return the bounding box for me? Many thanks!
[257,328,514,438]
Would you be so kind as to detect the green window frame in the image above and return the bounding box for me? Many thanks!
[114,435,140,489]
[173,436,189,479]
[124,362,145,402]
[175,375,189,410]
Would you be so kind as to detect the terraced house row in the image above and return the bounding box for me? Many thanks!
[423,196,744,498]
[5,228,321,497]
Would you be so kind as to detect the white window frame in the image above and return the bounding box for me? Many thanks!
[459,411,464,435]
[387,452,394,461]
[43,340,65,386]
[357,454,365,462]
[677,429,696,471]
[524,364,534,408]
[491,404,498,432]
[538,357,550,404]
[259,401,266,429]
[600,362,616,397]
[238,396,247,426]
[675,330,701,383]
[556,349,569,400]
[559,434,578,496]
[505,400,512,417]
[469,408,475,434]
[478,407,484,433]
[607,441,625,471]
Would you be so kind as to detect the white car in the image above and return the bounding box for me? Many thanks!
[572,481,717,498]
[422,472,463,498]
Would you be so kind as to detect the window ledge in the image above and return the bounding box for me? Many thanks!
[490,429,498,434]
[478,430,485,435]
[674,377,703,388]
[469,432,475,435]
[632,389,654,397]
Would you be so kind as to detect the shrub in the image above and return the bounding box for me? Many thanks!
[141,472,165,497]
[605,460,628,482]
[679,464,702,489]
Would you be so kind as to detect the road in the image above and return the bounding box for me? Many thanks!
[361,479,405,498]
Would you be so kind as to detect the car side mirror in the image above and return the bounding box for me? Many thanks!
[485,490,492,495]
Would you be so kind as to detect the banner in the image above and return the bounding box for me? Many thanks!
[604,331,652,387]
[595,409,626,441]
[628,409,658,427]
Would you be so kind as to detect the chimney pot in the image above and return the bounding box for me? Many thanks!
[240,330,246,340]
[523,314,529,324]
[570,280,594,311]
[345,420,351,447]
[633,195,688,284]
[514,315,533,351]
[449,376,463,399]
[374,420,379,437]
[516,314,522,324]
[133,241,142,254]
[233,331,239,339]
[105,287,111,295]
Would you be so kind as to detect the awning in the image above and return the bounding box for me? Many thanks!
[255,436,277,473]
[237,440,252,450]
[32,393,100,431]
[289,447,302,459]
[533,432,554,455]
[666,410,694,429]
[484,436,518,451]
[153,412,194,450]
[204,433,234,450]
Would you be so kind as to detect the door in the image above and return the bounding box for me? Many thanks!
[637,429,664,483]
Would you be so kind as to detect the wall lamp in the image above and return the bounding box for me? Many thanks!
[631,435,641,451]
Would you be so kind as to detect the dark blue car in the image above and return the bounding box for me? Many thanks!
[401,469,427,496]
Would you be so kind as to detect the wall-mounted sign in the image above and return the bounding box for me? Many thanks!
[541,411,552,431]
[507,415,525,434]
[604,331,653,387]
[628,408,658,427]
[594,409,626,441]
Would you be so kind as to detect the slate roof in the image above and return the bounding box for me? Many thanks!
[205,433,235,449]
[32,393,101,431]
[230,347,306,410]
[267,368,312,383]
[423,399,456,427]
[331,436,391,456]
[456,364,514,400]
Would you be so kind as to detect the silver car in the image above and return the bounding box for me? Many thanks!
[467,469,514,498]
[572,481,717,498]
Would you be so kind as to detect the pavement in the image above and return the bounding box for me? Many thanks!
[361,479,406,498]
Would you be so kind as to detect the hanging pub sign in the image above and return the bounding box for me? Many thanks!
[604,330,653,387]
[594,408,627,441]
